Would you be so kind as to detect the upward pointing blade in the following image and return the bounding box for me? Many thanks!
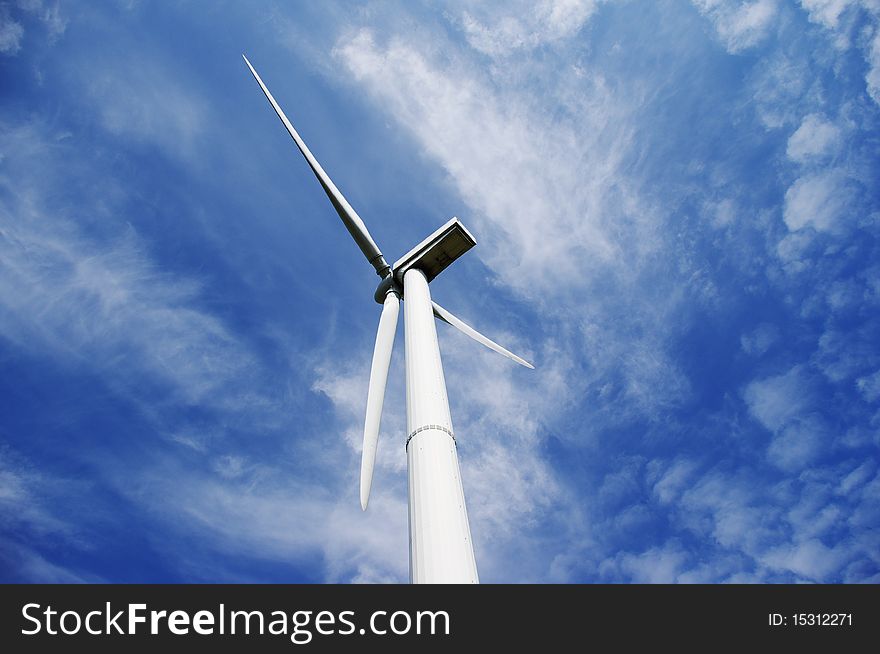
[361,291,400,510]
[432,301,535,369]
[242,54,390,278]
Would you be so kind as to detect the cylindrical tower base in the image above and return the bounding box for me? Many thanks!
[403,268,478,584]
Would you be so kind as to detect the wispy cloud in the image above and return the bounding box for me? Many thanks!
[333,27,627,297]
[81,57,208,162]
[800,0,856,30]
[615,540,691,583]
[0,1,66,56]
[783,169,855,232]
[786,114,841,162]
[797,0,880,104]
[692,0,779,54]
[0,122,256,410]
[0,446,102,581]
[457,0,599,58]
[103,451,410,583]
[0,5,24,54]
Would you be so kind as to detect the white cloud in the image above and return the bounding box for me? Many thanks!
[0,121,262,414]
[0,537,97,582]
[740,322,779,355]
[815,326,879,383]
[774,230,815,269]
[19,0,67,39]
[675,470,779,559]
[654,461,872,581]
[0,224,256,407]
[692,0,779,54]
[707,198,737,228]
[796,0,880,104]
[783,169,854,232]
[868,27,880,104]
[0,6,23,54]
[465,437,557,525]
[80,56,207,161]
[786,114,841,162]
[212,455,251,480]
[0,452,69,538]
[766,417,825,471]
[121,458,411,582]
[0,448,101,581]
[800,0,855,29]
[761,538,851,580]
[837,461,874,495]
[743,365,813,432]
[39,2,67,40]
[651,458,699,504]
[459,0,599,58]
[856,369,880,401]
[824,278,862,312]
[0,1,67,56]
[616,541,690,583]
[332,28,635,298]
[749,50,817,129]
[312,346,408,477]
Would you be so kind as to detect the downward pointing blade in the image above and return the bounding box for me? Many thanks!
[361,291,400,510]
[432,302,535,369]
[242,54,390,278]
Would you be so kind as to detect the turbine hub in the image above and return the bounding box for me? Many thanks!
[374,274,402,304]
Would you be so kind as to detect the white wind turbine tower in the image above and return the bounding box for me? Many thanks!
[243,55,534,584]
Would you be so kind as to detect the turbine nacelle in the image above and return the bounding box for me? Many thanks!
[373,217,473,302]
[391,217,475,286]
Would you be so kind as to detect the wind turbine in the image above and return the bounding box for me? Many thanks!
[243,55,534,584]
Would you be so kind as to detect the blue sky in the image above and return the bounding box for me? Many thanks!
[1,0,878,583]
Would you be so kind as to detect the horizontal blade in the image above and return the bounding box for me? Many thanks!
[242,54,390,277]
[361,291,400,510]
[432,301,534,369]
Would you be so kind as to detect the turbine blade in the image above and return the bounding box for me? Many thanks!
[432,302,535,369]
[361,291,400,510]
[242,54,390,277]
